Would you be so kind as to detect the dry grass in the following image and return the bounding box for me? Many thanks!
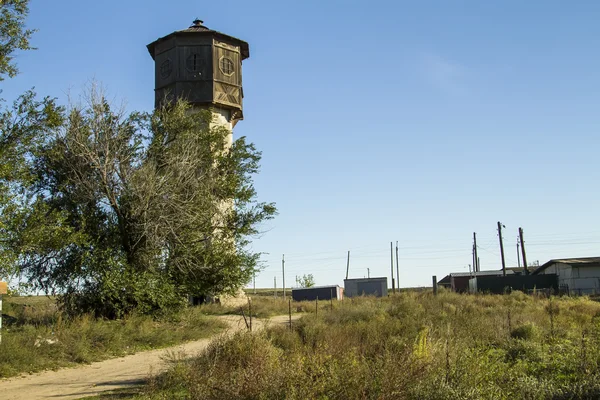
[0,296,226,378]
[139,290,600,400]
[199,295,314,318]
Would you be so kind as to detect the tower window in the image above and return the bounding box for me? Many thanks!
[186,53,203,72]
[219,57,234,76]
[160,59,172,78]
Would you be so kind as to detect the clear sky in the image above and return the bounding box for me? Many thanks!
[4,1,600,289]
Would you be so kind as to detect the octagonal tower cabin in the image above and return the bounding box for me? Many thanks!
[147,19,249,134]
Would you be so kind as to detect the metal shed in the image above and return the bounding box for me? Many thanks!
[292,285,343,302]
[344,277,388,297]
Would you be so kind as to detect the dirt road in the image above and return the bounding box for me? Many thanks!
[0,314,296,400]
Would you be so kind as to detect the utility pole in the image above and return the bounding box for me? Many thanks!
[282,254,285,300]
[390,242,395,294]
[517,238,521,268]
[519,227,528,274]
[395,241,400,290]
[498,221,506,276]
[345,250,350,280]
[473,232,479,272]
[367,268,370,278]
[472,245,476,276]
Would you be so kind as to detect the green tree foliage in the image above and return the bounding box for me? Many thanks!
[0,91,63,278]
[0,0,63,280]
[0,0,35,80]
[3,90,276,317]
[298,274,315,288]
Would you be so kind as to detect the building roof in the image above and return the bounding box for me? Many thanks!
[344,277,387,282]
[437,268,526,284]
[437,269,524,286]
[533,257,600,275]
[292,285,340,291]
[177,19,213,33]
[449,269,522,278]
[147,19,250,60]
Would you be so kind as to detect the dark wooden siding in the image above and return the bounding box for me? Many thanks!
[180,46,212,82]
[152,35,244,113]
[154,48,177,89]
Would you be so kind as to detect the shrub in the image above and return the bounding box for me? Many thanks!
[510,323,539,340]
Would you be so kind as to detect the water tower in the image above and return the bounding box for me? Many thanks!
[147,20,251,306]
[147,19,249,130]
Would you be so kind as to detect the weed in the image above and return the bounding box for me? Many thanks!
[142,292,600,399]
[0,296,226,378]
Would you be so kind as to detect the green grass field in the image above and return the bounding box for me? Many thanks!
[136,290,600,400]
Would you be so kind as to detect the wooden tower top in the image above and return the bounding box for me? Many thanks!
[147,20,249,123]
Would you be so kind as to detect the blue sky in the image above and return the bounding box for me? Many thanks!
[4,1,600,288]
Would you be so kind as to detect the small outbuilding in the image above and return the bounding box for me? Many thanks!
[344,277,388,297]
[533,257,600,295]
[469,274,558,294]
[292,285,343,302]
[438,269,524,293]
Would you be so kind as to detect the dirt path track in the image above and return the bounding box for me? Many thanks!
[0,314,296,400]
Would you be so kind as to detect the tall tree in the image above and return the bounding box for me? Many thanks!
[8,90,276,317]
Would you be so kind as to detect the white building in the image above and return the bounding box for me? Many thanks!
[533,257,600,295]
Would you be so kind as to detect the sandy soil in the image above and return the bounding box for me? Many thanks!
[0,314,296,400]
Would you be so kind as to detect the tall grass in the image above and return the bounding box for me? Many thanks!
[142,290,600,399]
[199,296,313,318]
[0,296,225,378]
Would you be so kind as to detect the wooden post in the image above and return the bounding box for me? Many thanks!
[240,307,249,330]
[346,250,350,280]
[432,275,438,295]
[390,242,395,294]
[0,281,6,345]
[473,232,479,272]
[519,227,528,274]
[282,254,286,300]
[288,298,292,330]
[472,245,476,276]
[395,241,400,290]
[253,272,256,294]
[274,276,277,298]
[498,222,506,276]
[248,297,252,332]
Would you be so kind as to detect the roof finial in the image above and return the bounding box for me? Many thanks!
[192,18,204,27]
